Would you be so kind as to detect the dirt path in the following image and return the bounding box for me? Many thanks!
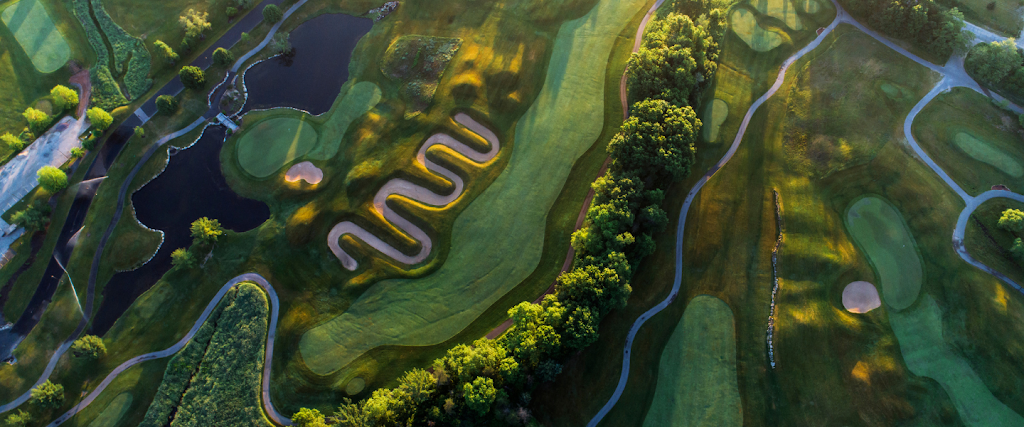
[327,113,500,270]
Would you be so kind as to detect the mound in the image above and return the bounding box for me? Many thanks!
[1,0,71,73]
[237,117,318,178]
[841,281,880,313]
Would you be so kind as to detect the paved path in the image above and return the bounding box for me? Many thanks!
[328,113,500,270]
[45,273,292,426]
[232,0,310,73]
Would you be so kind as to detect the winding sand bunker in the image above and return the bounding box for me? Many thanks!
[731,9,784,52]
[842,281,881,313]
[284,161,323,185]
[703,99,729,143]
[327,113,499,270]
[953,132,1024,178]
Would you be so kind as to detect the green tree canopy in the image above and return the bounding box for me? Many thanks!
[10,201,50,232]
[190,217,224,246]
[180,66,206,90]
[87,107,113,130]
[608,98,699,183]
[179,9,212,50]
[213,47,235,66]
[1012,238,1024,260]
[154,40,179,64]
[263,4,283,23]
[37,166,68,194]
[462,377,497,416]
[291,408,327,427]
[1,132,25,151]
[966,39,1022,83]
[501,296,564,369]
[4,410,31,427]
[156,95,179,115]
[30,380,64,409]
[171,248,197,268]
[998,208,1024,235]
[626,12,721,107]
[50,85,79,112]
[70,335,106,360]
[23,107,50,134]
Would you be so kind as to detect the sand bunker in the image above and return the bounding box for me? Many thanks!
[842,281,881,313]
[750,0,803,30]
[954,132,1024,178]
[703,99,729,143]
[731,9,784,52]
[284,161,323,185]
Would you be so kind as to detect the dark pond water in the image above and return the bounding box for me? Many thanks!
[89,126,270,335]
[242,12,373,115]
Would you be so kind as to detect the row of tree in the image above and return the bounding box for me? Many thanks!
[290,1,725,425]
[842,0,973,59]
[965,39,1024,104]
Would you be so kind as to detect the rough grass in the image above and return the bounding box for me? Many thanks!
[702,98,729,143]
[642,295,742,427]
[749,0,803,30]
[844,196,923,310]
[1,0,71,73]
[912,87,1024,195]
[380,35,463,115]
[297,0,652,376]
[964,198,1024,286]
[86,392,133,427]
[935,0,1024,37]
[237,116,319,178]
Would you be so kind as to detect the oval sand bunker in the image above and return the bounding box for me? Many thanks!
[285,161,323,184]
[843,281,881,313]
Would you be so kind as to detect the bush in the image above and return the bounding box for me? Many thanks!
[87,107,113,130]
[171,248,197,268]
[180,66,206,90]
[90,0,152,99]
[134,126,145,138]
[179,9,212,51]
[1,133,26,151]
[71,335,107,360]
[37,166,68,193]
[213,47,235,66]
[226,6,238,17]
[154,40,179,64]
[4,410,31,427]
[30,380,64,409]
[10,201,51,232]
[190,217,224,246]
[50,85,79,113]
[156,95,179,115]
[70,147,85,158]
[269,31,292,55]
[23,108,50,134]
[90,65,128,110]
[263,4,283,23]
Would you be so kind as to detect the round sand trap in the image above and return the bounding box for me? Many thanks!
[345,377,366,395]
[843,281,881,313]
[285,161,323,185]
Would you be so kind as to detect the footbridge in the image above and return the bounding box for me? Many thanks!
[216,113,239,132]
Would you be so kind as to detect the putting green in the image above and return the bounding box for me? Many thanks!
[953,132,1024,178]
[731,9,784,52]
[237,117,318,178]
[1,0,71,73]
[845,197,922,310]
[307,81,382,160]
[642,295,742,427]
[750,0,803,30]
[702,99,729,143]
[802,0,820,13]
[299,0,648,375]
[890,296,1024,426]
[87,392,133,427]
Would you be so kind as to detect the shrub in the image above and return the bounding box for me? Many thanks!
[171,248,197,268]
[90,65,128,110]
[134,126,145,138]
[4,410,31,427]
[179,8,212,50]
[180,66,206,90]
[269,31,292,55]
[1,133,25,151]
[154,40,179,64]
[10,201,51,232]
[190,217,224,246]
[30,380,63,409]
[37,166,68,193]
[292,408,327,427]
[213,47,235,66]
[263,4,283,23]
[23,108,50,134]
[226,6,238,17]
[70,147,85,158]
[50,85,79,113]
[71,335,107,360]
[87,107,113,130]
[156,95,179,115]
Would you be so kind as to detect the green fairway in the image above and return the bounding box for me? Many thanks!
[237,116,318,178]
[1,0,70,73]
[731,9,784,52]
[702,98,729,143]
[845,196,922,310]
[891,296,1024,426]
[298,0,649,376]
[750,0,803,30]
[642,295,742,427]
[87,392,133,427]
[954,132,1023,178]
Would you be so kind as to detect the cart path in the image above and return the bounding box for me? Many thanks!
[327,113,500,271]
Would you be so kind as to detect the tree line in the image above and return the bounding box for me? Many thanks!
[965,39,1024,105]
[290,0,725,425]
[841,0,973,59]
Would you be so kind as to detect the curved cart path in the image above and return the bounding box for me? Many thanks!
[327,113,500,270]
[46,273,291,426]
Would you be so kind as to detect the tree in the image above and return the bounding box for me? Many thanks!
[10,201,50,232]
[87,107,113,130]
[292,408,328,427]
[263,4,283,23]
[226,6,239,18]
[190,217,224,246]
[156,95,179,115]
[626,12,719,107]
[999,209,1024,235]
[171,248,197,268]
[50,85,79,112]
[154,40,179,64]
[462,377,497,416]
[179,9,211,50]
[4,410,31,427]
[37,166,67,193]
[269,31,291,55]
[1012,238,1024,260]
[1,132,25,151]
[70,147,85,158]
[608,99,699,183]
[30,380,63,409]
[70,335,106,360]
[501,297,564,369]
[213,47,235,66]
[966,39,1022,83]
[23,107,50,134]
[180,66,206,90]
[134,126,145,138]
